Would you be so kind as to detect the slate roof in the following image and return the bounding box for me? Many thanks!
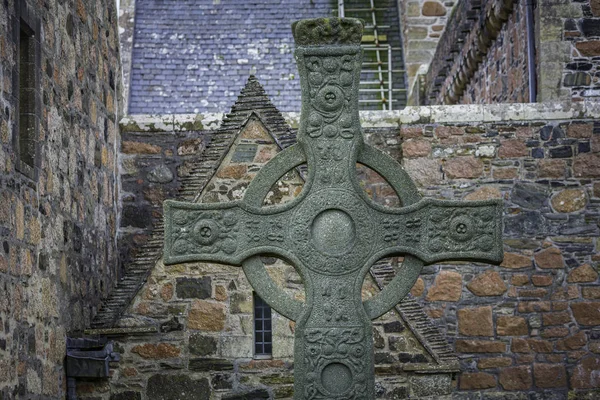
[128,0,407,114]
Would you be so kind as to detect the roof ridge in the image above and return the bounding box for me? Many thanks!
[369,260,459,369]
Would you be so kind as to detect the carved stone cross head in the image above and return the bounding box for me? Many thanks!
[163,18,503,400]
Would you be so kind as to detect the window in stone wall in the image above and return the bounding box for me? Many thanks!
[15,3,40,179]
[253,293,272,357]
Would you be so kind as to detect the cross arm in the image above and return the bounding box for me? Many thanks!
[371,198,503,265]
[163,200,291,265]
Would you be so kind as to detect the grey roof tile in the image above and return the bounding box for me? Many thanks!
[129,0,407,114]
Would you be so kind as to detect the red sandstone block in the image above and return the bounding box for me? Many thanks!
[435,126,464,138]
[498,139,528,158]
[531,275,553,287]
[517,301,551,313]
[573,154,600,178]
[534,247,564,269]
[533,363,567,388]
[567,123,593,138]
[575,41,600,56]
[556,331,587,351]
[456,339,506,353]
[478,357,513,369]
[401,140,431,158]
[511,274,530,286]
[540,326,570,338]
[542,312,571,326]
[553,302,569,311]
[570,356,600,389]
[582,287,600,299]
[497,316,528,336]
[458,306,493,336]
[459,372,496,389]
[444,156,484,179]
[518,288,548,298]
[400,126,423,139]
[499,366,532,390]
[571,302,600,326]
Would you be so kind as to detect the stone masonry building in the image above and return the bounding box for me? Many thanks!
[1,0,600,399]
[0,0,122,398]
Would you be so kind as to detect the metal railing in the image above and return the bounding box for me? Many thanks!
[336,0,405,110]
[360,46,393,110]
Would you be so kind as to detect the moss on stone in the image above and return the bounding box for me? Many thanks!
[292,17,364,46]
[259,374,295,385]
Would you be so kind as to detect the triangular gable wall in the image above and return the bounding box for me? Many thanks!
[92,76,290,328]
[196,115,304,206]
[93,76,457,371]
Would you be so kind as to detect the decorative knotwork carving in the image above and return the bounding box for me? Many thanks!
[292,18,363,46]
[290,189,373,276]
[305,53,358,141]
[304,327,367,399]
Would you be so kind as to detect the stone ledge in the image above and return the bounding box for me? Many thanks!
[423,0,518,104]
[120,113,224,133]
[121,101,598,132]
[402,361,461,373]
[83,326,159,336]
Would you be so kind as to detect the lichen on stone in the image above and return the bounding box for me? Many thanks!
[292,17,364,46]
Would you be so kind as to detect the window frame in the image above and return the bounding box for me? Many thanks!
[13,0,41,180]
[253,292,273,359]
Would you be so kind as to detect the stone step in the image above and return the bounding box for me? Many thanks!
[131,256,158,263]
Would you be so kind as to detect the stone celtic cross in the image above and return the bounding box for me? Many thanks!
[163,18,503,400]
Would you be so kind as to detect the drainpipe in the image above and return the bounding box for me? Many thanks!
[65,337,120,400]
[67,377,77,400]
[525,0,537,102]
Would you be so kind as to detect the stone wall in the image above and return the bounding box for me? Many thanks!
[82,101,600,399]
[422,0,600,105]
[398,0,456,104]
[0,0,121,398]
[88,104,451,399]
[117,0,136,114]
[118,115,218,270]
[395,103,600,397]
[423,0,532,105]
[461,0,529,103]
[539,0,600,102]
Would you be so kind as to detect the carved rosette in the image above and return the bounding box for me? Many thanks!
[304,327,367,399]
[170,210,238,257]
[427,207,497,254]
[304,54,359,141]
